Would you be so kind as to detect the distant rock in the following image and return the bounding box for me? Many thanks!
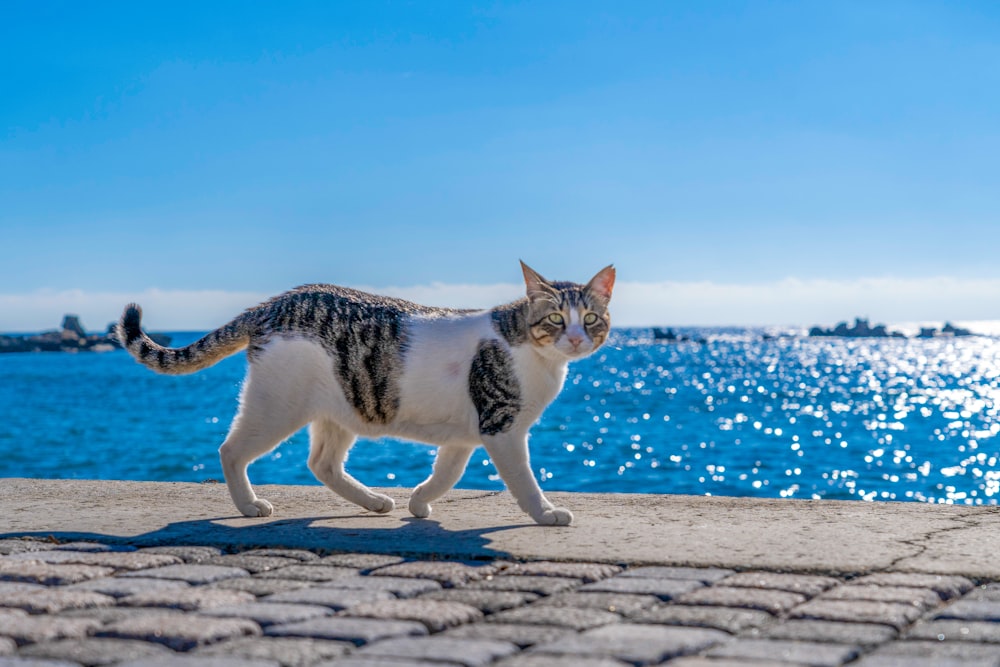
[916,322,975,338]
[0,315,171,354]
[808,317,906,339]
[652,327,707,344]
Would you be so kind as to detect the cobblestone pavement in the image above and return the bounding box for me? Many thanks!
[1,537,999,666]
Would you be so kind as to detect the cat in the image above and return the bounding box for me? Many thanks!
[117,261,615,526]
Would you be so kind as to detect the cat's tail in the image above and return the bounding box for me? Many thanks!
[117,303,251,375]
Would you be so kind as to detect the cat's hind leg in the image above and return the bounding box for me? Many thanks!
[408,446,474,519]
[219,380,310,518]
[482,433,573,526]
[307,419,395,514]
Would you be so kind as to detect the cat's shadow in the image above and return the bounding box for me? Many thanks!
[1,514,535,562]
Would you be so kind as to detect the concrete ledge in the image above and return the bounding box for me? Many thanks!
[3,478,999,578]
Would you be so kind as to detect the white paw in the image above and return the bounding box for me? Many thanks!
[536,507,573,526]
[239,498,273,517]
[365,494,395,514]
[408,497,431,519]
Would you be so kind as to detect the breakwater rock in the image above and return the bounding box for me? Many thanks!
[0,315,171,353]
[809,317,975,339]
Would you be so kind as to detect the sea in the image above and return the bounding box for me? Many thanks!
[2,327,1000,506]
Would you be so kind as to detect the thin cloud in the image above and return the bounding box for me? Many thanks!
[1,276,999,332]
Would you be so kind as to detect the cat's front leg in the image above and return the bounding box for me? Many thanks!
[409,446,474,518]
[482,433,573,526]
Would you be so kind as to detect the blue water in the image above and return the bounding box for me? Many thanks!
[2,329,999,505]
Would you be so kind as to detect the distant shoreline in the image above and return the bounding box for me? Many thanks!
[0,314,171,354]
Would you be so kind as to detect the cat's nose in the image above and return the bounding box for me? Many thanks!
[567,334,584,349]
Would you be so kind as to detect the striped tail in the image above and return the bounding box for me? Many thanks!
[117,303,251,375]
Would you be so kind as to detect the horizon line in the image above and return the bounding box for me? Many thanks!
[2,275,1000,332]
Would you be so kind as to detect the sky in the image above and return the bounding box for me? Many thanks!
[2,1,1000,330]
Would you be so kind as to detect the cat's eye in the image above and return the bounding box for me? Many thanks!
[584,313,599,325]
[546,313,565,325]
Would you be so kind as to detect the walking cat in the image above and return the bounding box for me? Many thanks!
[118,261,615,525]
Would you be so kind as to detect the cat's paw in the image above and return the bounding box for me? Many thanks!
[239,498,274,517]
[364,494,395,514]
[535,507,573,526]
[408,497,431,519]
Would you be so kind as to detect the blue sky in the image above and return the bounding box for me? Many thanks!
[2,2,1000,329]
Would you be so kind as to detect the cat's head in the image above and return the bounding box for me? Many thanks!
[520,261,615,361]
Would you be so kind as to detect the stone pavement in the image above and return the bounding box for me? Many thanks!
[1,479,1000,666]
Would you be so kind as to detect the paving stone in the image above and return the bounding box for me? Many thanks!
[262,586,394,610]
[465,575,581,596]
[867,638,1000,660]
[318,575,442,598]
[68,577,191,598]
[629,604,774,633]
[0,539,52,555]
[442,622,572,648]
[0,582,45,596]
[966,582,1000,600]
[0,609,28,622]
[120,564,249,585]
[239,549,320,562]
[821,584,942,609]
[706,638,860,666]
[935,599,1000,621]
[579,576,703,600]
[676,586,806,615]
[0,560,114,586]
[368,561,497,587]
[908,619,1000,642]
[314,554,405,571]
[718,572,840,597]
[55,607,184,624]
[5,551,180,571]
[0,658,82,667]
[850,573,973,601]
[502,561,621,583]
[494,654,631,667]
[532,623,729,665]
[207,577,312,597]
[137,546,224,563]
[343,598,483,632]
[96,613,261,651]
[201,602,332,627]
[850,656,997,667]
[487,605,620,631]
[17,638,173,665]
[0,614,101,646]
[668,659,814,667]
[532,591,659,616]
[50,542,134,553]
[790,599,924,630]
[255,565,357,583]
[194,636,351,667]
[119,587,256,611]
[265,616,427,645]
[353,636,518,667]
[115,657,280,667]
[619,566,734,584]
[312,658,454,667]
[0,589,115,614]
[418,588,539,614]
[761,619,898,645]
[203,555,300,574]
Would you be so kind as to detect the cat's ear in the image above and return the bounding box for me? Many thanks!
[520,260,556,299]
[585,265,616,304]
